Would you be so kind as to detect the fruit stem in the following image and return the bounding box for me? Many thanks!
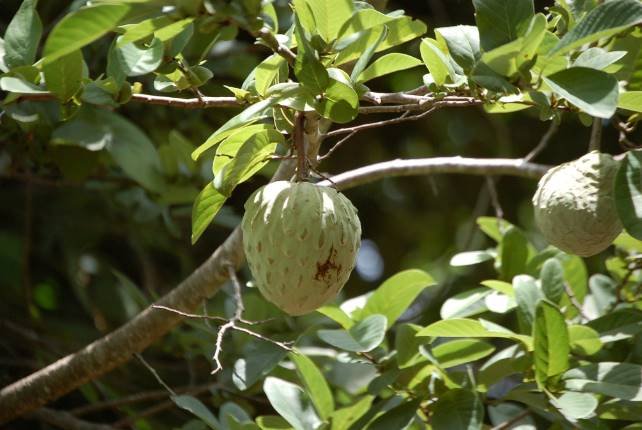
[294,112,309,181]
[588,117,602,152]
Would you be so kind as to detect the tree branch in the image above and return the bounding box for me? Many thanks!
[27,408,116,430]
[0,154,549,423]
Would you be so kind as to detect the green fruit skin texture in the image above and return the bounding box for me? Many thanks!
[533,151,622,257]
[242,181,362,315]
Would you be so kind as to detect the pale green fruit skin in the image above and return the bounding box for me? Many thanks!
[533,151,622,257]
[241,181,362,315]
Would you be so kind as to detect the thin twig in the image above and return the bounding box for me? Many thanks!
[588,118,602,152]
[524,121,560,162]
[318,131,358,162]
[135,354,176,396]
[257,27,296,65]
[485,177,504,220]
[564,282,589,320]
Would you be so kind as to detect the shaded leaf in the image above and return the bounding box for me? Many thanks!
[533,300,570,388]
[4,0,42,69]
[172,395,221,430]
[430,339,495,369]
[289,352,334,420]
[357,53,421,83]
[616,150,642,240]
[473,0,534,51]
[43,50,83,102]
[263,377,322,430]
[563,362,642,400]
[191,183,227,244]
[317,314,387,352]
[432,389,483,430]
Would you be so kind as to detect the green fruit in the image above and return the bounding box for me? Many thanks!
[533,151,622,257]
[241,181,362,315]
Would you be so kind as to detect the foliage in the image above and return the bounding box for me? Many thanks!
[2,0,642,429]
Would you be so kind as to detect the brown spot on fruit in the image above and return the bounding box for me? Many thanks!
[314,247,342,284]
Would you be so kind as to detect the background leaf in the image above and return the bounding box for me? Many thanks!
[533,300,570,388]
[616,150,642,240]
[289,352,334,420]
[263,377,322,430]
[43,50,83,102]
[3,0,42,69]
[317,314,387,352]
[431,389,483,430]
[473,0,534,51]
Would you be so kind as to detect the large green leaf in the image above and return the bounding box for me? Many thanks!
[350,27,387,82]
[4,0,42,69]
[119,16,193,46]
[213,129,282,196]
[513,275,543,331]
[302,0,354,43]
[573,47,627,71]
[172,395,221,430]
[435,25,480,72]
[619,91,642,112]
[43,50,83,102]
[563,362,642,400]
[615,150,642,240]
[417,318,533,349]
[440,287,491,319]
[107,37,163,81]
[543,67,619,118]
[289,353,334,420]
[533,300,570,388]
[552,0,642,56]
[232,342,288,391]
[294,14,329,94]
[499,227,529,281]
[431,389,483,430]
[551,391,599,421]
[317,314,387,352]
[255,54,288,97]
[568,325,602,356]
[315,69,358,124]
[540,258,565,304]
[360,269,435,326]
[357,53,421,83]
[367,399,420,430]
[42,4,130,65]
[0,76,47,94]
[430,339,495,369]
[473,0,534,51]
[52,107,164,192]
[420,38,456,86]
[330,396,372,430]
[264,377,322,430]
[191,183,227,244]
[395,323,427,369]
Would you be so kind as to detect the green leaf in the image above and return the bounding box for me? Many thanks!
[597,399,642,421]
[563,362,642,400]
[573,47,627,71]
[289,353,334,420]
[420,38,456,86]
[4,0,42,69]
[471,62,518,93]
[551,391,599,421]
[430,339,495,369]
[435,25,480,72]
[108,37,163,81]
[315,68,359,123]
[294,14,329,94]
[256,415,292,430]
[480,37,524,77]
[568,325,602,355]
[255,54,287,97]
[43,50,83,102]
[337,8,399,38]
[263,377,322,430]
[172,395,222,430]
[540,258,565,304]
[350,27,387,82]
[303,0,354,43]
[317,314,387,352]
[513,275,543,331]
[619,91,642,112]
[0,76,47,94]
[52,107,164,192]
[120,17,194,46]
[233,342,288,391]
[500,227,529,281]
[517,13,547,69]
[360,269,436,326]
[543,67,619,118]
[431,389,483,430]
[473,0,534,51]
[417,318,533,350]
[615,150,642,240]
[191,183,227,244]
[552,0,642,56]
[357,53,421,83]
[395,323,427,369]
[335,17,427,66]
[330,396,373,430]
[316,305,354,329]
[533,300,570,388]
[213,129,282,197]
[588,274,618,315]
[440,288,491,319]
[450,250,494,267]
[42,4,130,65]
[212,125,274,175]
[367,399,420,430]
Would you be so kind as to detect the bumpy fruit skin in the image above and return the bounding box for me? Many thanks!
[241,181,362,315]
[533,151,622,257]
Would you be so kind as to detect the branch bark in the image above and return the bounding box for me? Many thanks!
[0,156,549,423]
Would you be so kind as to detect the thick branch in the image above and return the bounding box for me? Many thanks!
[0,156,548,422]
[319,157,549,190]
